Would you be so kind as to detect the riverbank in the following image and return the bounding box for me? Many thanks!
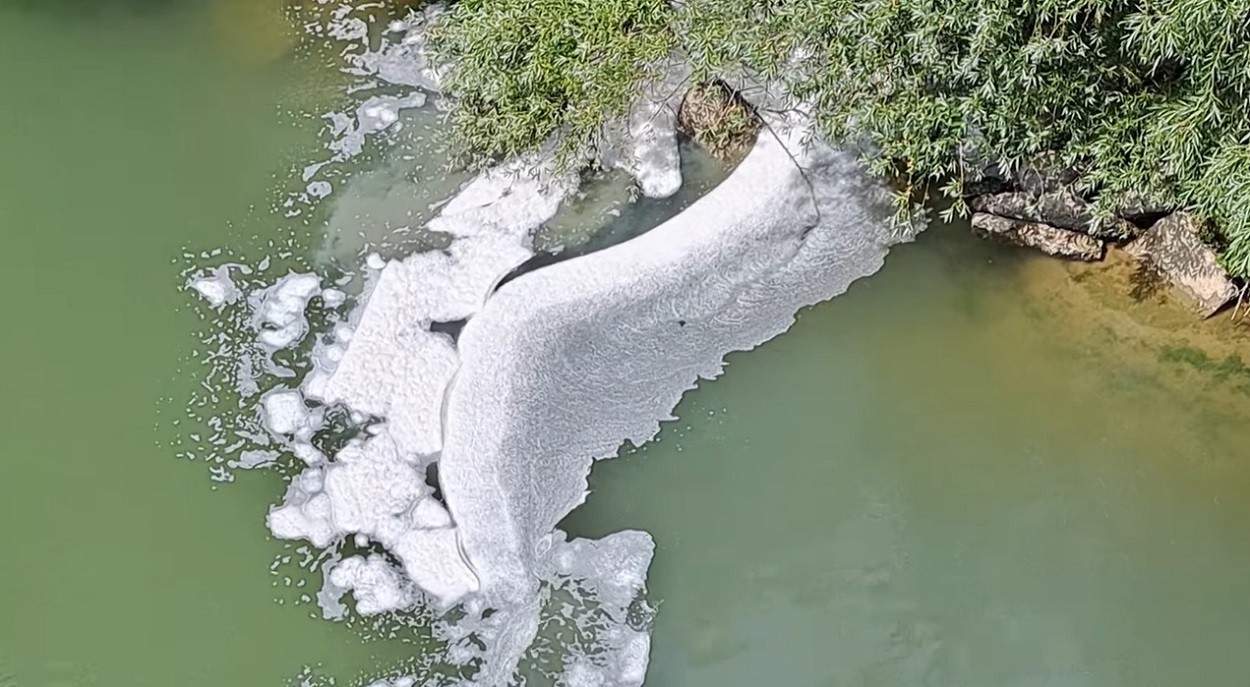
[432,0,1250,292]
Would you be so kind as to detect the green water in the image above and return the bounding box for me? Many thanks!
[0,2,420,685]
[567,230,1250,686]
[4,2,1250,686]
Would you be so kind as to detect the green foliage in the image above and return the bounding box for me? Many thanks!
[429,0,674,163]
[432,0,1250,276]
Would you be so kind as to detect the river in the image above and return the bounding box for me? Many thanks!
[2,1,1249,686]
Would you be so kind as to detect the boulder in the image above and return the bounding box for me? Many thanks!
[971,191,1139,241]
[1124,212,1238,317]
[971,213,1104,261]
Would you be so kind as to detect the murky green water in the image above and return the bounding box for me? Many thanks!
[0,2,420,685]
[567,229,1250,686]
[4,2,1250,686]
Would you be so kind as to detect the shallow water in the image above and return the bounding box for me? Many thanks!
[4,1,1250,686]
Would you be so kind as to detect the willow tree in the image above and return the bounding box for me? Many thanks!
[432,0,1250,276]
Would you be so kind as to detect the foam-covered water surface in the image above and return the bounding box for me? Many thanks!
[229,104,905,683]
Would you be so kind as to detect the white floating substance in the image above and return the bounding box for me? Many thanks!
[437,117,908,680]
[224,40,916,678]
[328,554,416,616]
[331,93,427,158]
[303,155,576,462]
[187,265,241,309]
[602,67,687,199]
[254,272,321,350]
[260,388,309,436]
[268,431,479,605]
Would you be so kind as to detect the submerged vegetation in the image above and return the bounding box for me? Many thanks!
[431,0,1250,277]
[1160,345,1250,393]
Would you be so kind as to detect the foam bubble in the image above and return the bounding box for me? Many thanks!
[349,4,447,92]
[330,93,427,159]
[268,430,479,605]
[189,30,916,679]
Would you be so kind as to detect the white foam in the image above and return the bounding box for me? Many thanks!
[268,468,336,547]
[411,497,452,529]
[602,66,687,199]
[226,35,916,679]
[303,155,575,462]
[328,554,417,616]
[258,386,326,466]
[429,153,579,241]
[267,431,479,605]
[391,527,479,608]
[228,448,279,470]
[434,117,908,680]
[320,288,346,308]
[260,389,310,436]
[330,93,428,159]
[306,181,333,199]
[265,148,587,628]
[316,549,349,621]
[349,4,447,93]
[304,291,458,460]
[254,272,322,350]
[188,265,242,309]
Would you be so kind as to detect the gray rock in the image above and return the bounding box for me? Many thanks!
[971,212,1105,261]
[971,191,1139,241]
[963,174,1011,197]
[1014,154,1080,195]
[1114,191,1174,223]
[1124,212,1238,317]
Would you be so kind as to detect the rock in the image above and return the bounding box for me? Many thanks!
[1114,191,1174,224]
[676,81,760,164]
[971,213,1104,261]
[963,171,1011,197]
[970,191,1138,241]
[1013,153,1080,195]
[1124,212,1238,317]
